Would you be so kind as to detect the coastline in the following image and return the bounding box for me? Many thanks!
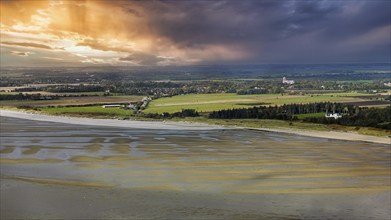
[1,109,389,144]
[0,109,222,131]
[247,127,390,145]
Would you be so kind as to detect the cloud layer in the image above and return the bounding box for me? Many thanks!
[1,0,390,67]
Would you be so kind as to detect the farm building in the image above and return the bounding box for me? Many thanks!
[325,113,342,119]
[282,77,295,84]
[127,104,138,110]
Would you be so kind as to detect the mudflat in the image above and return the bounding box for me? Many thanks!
[2,179,390,220]
[1,109,389,144]
[1,116,390,219]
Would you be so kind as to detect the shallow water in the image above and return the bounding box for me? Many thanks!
[1,116,390,219]
[1,116,390,193]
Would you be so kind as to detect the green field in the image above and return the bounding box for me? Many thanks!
[39,106,135,118]
[144,93,371,114]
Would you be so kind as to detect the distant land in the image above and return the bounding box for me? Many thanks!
[1,63,390,81]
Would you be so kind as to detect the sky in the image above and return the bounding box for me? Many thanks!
[0,0,390,67]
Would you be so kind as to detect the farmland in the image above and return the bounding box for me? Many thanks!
[39,106,135,118]
[143,92,374,114]
[1,90,389,136]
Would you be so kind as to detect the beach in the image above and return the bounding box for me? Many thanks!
[1,114,390,219]
[1,109,389,144]
[0,109,222,130]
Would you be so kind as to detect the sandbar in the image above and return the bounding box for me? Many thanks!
[1,109,389,144]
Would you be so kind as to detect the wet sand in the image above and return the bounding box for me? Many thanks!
[250,127,390,145]
[1,116,390,219]
[2,179,389,220]
[1,109,389,144]
[0,109,222,130]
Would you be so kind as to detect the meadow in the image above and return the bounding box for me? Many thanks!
[144,92,372,114]
[2,91,388,137]
[39,106,135,118]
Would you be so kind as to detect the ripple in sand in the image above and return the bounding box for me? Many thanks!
[0,158,63,164]
[84,144,102,153]
[3,175,113,187]
[90,138,106,143]
[22,146,41,155]
[0,146,15,154]
[110,145,130,154]
[69,156,104,162]
[111,138,131,144]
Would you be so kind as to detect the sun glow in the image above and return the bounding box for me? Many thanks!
[0,0,249,66]
[0,1,156,66]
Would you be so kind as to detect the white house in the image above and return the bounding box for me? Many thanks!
[282,77,295,84]
[142,97,152,102]
[325,113,342,119]
[127,104,138,110]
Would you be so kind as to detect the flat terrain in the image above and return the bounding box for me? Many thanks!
[0,91,109,96]
[144,92,372,114]
[0,95,143,107]
[1,116,390,219]
[39,106,135,118]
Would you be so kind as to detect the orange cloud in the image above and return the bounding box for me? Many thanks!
[0,0,251,66]
[2,41,53,49]
[10,51,33,57]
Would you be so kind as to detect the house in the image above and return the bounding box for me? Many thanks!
[127,104,138,110]
[142,97,151,102]
[282,77,295,84]
[325,113,342,119]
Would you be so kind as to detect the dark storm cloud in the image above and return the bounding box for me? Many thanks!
[317,1,390,41]
[1,0,389,66]
[128,1,343,44]
[122,0,390,63]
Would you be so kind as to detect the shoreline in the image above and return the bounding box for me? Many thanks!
[1,109,389,144]
[0,109,222,131]
[246,127,390,145]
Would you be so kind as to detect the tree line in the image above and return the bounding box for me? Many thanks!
[142,109,200,119]
[0,93,59,101]
[304,106,391,129]
[209,102,356,119]
[209,102,390,130]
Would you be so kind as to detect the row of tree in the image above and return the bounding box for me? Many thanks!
[209,106,295,120]
[209,102,355,120]
[0,93,59,101]
[44,85,104,93]
[304,106,391,129]
[208,102,390,130]
[142,109,200,119]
